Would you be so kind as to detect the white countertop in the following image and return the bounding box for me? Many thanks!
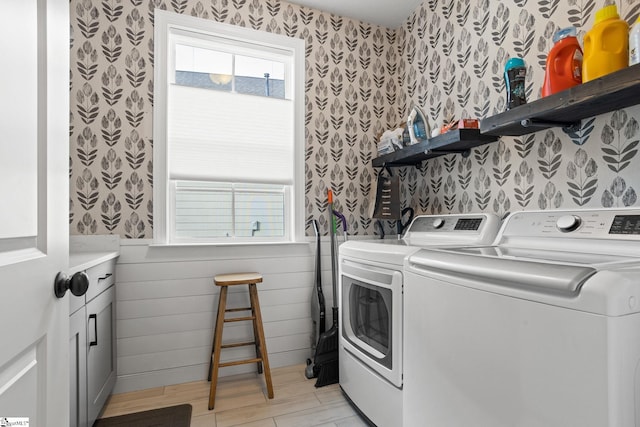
[69,235,120,273]
[69,250,120,273]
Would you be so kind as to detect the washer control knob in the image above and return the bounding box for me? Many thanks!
[556,215,581,232]
[432,218,445,229]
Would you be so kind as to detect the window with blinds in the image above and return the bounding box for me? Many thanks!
[153,11,304,244]
[173,181,286,238]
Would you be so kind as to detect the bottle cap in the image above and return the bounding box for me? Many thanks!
[504,57,525,71]
[552,27,577,43]
[594,5,619,24]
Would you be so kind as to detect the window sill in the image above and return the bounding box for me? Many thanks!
[148,240,310,248]
[118,239,313,263]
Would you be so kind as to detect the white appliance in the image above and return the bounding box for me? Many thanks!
[404,208,640,427]
[339,213,501,427]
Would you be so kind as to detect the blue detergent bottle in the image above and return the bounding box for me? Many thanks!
[504,58,527,110]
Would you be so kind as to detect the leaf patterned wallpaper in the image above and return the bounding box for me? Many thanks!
[69,0,640,238]
[397,0,640,219]
[69,0,398,237]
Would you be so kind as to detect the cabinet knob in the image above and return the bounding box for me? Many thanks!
[54,271,89,298]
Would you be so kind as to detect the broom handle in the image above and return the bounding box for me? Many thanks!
[327,190,338,310]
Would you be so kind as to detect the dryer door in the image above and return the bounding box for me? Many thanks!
[340,259,403,387]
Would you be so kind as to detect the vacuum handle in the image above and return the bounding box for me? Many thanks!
[310,218,325,335]
[311,219,322,285]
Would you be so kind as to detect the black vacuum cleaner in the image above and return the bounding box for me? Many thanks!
[305,219,326,379]
[309,189,344,387]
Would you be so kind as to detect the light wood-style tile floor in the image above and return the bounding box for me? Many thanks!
[99,364,369,426]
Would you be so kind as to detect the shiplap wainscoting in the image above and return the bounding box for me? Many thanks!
[113,238,341,394]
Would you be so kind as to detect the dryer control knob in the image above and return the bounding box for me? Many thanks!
[556,215,581,232]
[432,218,445,229]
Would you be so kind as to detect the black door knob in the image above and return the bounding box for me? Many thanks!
[54,271,89,298]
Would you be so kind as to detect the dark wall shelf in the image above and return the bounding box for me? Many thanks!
[372,64,640,168]
[371,129,498,167]
[481,63,640,137]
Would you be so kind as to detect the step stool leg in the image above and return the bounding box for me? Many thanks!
[208,285,226,382]
[250,293,263,374]
[249,283,274,399]
[208,286,228,410]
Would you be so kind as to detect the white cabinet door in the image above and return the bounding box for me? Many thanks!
[0,0,70,424]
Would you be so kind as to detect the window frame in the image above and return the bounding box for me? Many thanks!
[153,10,305,245]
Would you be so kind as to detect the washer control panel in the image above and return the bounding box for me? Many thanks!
[503,209,640,239]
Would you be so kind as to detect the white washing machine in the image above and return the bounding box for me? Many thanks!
[339,213,501,427]
[404,208,640,427]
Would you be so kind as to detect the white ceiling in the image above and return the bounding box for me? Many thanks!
[285,0,423,28]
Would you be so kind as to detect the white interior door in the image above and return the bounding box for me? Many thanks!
[0,0,70,424]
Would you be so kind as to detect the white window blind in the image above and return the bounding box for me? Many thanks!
[168,84,294,185]
[173,181,285,239]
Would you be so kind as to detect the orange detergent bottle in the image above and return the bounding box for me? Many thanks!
[582,4,629,82]
[542,27,583,97]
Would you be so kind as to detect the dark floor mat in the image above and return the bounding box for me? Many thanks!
[93,404,192,427]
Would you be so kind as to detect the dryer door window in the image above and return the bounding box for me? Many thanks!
[342,276,393,370]
[350,284,390,355]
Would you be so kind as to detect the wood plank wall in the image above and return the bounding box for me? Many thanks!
[113,239,339,394]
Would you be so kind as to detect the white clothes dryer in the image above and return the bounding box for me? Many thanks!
[404,208,640,427]
[339,213,501,427]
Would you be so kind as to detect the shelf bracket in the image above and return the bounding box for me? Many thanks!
[429,148,471,158]
[520,118,580,133]
[373,163,395,174]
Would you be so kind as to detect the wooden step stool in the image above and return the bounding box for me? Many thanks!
[208,272,274,410]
